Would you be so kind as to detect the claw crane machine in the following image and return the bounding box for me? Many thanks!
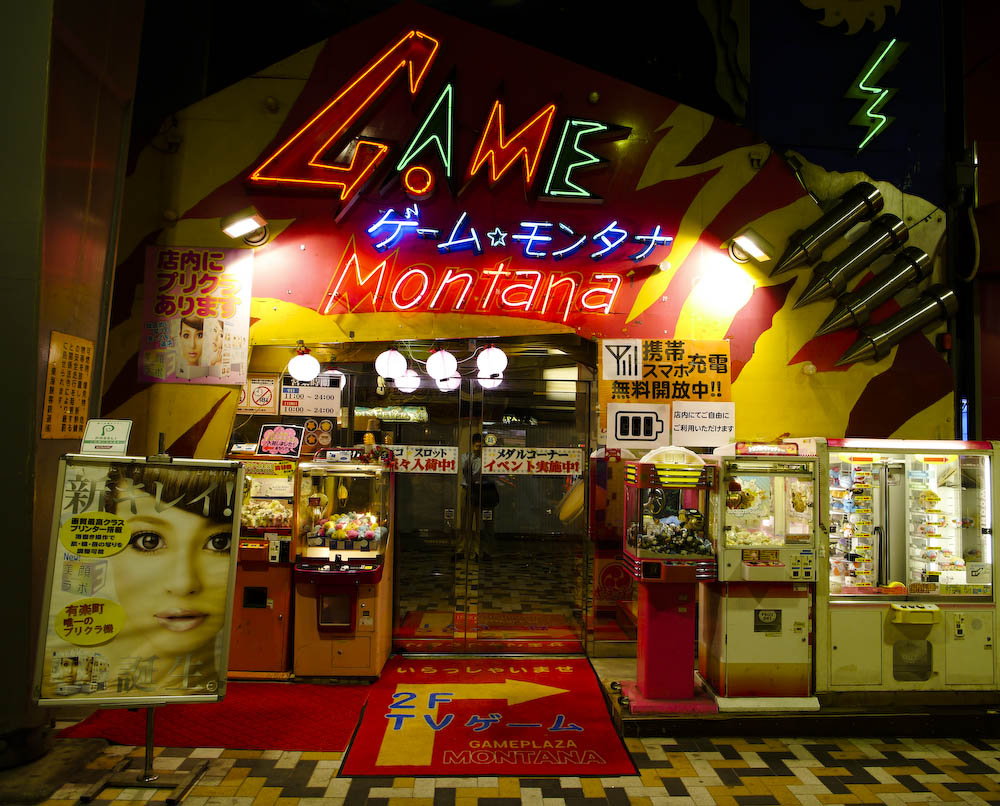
[293,450,395,678]
[613,447,719,713]
[698,443,821,709]
[788,437,999,700]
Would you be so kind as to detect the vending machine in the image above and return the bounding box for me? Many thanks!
[614,448,718,712]
[293,453,395,678]
[698,445,820,708]
[228,458,295,677]
[789,437,998,697]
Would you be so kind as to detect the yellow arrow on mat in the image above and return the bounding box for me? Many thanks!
[375,679,568,767]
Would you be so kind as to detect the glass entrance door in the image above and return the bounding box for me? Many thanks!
[457,377,591,654]
[391,375,592,655]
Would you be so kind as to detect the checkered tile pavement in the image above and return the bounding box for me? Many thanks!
[42,735,1000,804]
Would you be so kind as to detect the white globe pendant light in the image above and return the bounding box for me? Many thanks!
[425,348,457,380]
[322,368,347,388]
[436,372,461,392]
[374,348,407,379]
[477,345,508,376]
[478,369,502,389]
[288,342,321,382]
[396,368,421,393]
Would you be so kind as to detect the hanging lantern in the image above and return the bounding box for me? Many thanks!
[288,342,320,382]
[374,348,407,379]
[425,348,458,380]
[477,345,508,376]
[436,372,461,392]
[396,368,421,393]
[322,368,347,389]
[478,369,502,389]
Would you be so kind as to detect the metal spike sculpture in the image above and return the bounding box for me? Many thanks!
[772,181,883,276]
[836,284,958,366]
[814,246,932,336]
[793,214,908,309]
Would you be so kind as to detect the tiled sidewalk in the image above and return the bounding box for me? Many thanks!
[41,735,1000,805]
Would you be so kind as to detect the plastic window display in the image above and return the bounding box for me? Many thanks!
[827,451,992,596]
[624,463,714,560]
[297,464,390,559]
[723,472,814,548]
[241,470,295,531]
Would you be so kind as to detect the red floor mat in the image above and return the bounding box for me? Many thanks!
[58,680,369,751]
[340,656,635,776]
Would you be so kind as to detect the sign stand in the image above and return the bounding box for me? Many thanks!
[79,707,210,804]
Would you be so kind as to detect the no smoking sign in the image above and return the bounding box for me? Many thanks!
[237,374,280,415]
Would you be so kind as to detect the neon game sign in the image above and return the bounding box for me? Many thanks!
[248,28,675,323]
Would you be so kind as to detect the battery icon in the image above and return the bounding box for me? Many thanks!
[614,410,665,441]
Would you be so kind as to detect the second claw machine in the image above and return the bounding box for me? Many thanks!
[613,447,718,713]
[228,458,296,677]
[293,450,395,678]
[790,437,999,699]
[698,444,820,708]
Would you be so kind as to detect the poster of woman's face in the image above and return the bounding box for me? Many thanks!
[35,458,241,704]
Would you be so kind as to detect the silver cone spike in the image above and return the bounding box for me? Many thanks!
[815,246,931,336]
[772,181,883,275]
[792,214,908,308]
[835,284,959,366]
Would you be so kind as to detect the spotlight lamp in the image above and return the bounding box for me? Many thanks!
[220,205,269,245]
[374,348,407,379]
[729,228,774,264]
[288,341,320,382]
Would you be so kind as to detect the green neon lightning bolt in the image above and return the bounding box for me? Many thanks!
[845,39,908,152]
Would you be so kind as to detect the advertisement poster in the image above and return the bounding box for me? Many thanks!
[597,339,731,434]
[139,246,253,385]
[35,456,242,705]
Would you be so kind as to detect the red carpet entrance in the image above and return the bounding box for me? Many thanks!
[394,611,585,653]
[58,681,369,752]
[340,656,635,777]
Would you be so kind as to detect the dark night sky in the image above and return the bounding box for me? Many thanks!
[129,0,730,166]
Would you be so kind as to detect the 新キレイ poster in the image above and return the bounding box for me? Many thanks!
[138,246,253,385]
[35,456,242,705]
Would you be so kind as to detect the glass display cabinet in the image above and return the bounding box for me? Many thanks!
[789,437,1000,695]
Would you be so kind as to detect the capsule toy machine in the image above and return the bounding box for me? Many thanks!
[228,458,296,677]
[789,437,999,700]
[293,451,394,678]
[613,447,718,713]
[698,444,820,709]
